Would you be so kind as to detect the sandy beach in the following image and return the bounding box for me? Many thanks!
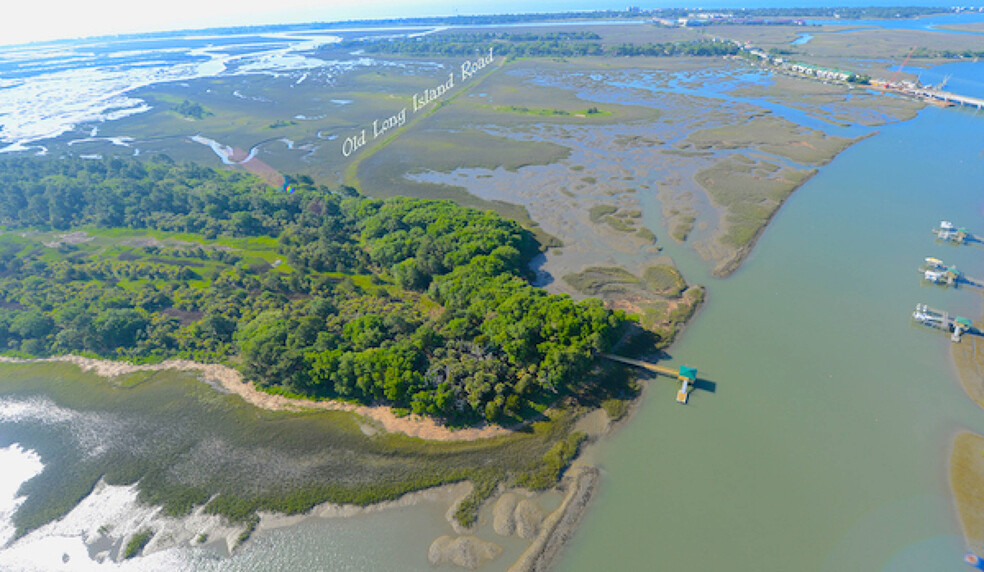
[0,355,509,442]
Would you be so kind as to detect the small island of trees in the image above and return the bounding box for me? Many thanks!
[0,155,630,425]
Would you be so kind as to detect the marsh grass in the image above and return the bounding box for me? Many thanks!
[695,155,816,248]
[588,205,618,223]
[0,362,593,536]
[635,227,657,244]
[684,116,854,166]
[565,265,685,298]
[123,529,154,559]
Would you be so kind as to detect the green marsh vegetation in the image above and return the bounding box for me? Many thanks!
[726,75,922,127]
[173,100,213,120]
[587,204,647,235]
[681,116,855,166]
[123,529,154,559]
[564,265,685,300]
[563,265,700,345]
[0,361,613,537]
[694,154,816,249]
[495,105,611,118]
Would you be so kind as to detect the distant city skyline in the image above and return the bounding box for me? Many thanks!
[2,0,969,47]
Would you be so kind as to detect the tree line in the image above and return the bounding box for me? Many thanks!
[356,34,738,59]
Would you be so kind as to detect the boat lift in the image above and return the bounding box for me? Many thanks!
[933,221,982,245]
[920,256,960,286]
[919,258,984,289]
[912,303,973,342]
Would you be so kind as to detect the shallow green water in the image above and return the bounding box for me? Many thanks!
[558,106,984,571]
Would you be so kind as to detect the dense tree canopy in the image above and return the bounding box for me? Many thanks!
[0,156,628,424]
[353,32,739,59]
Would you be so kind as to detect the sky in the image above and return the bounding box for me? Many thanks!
[1,0,967,46]
[1,0,594,46]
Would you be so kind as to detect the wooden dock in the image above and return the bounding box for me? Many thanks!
[601,354,697,404]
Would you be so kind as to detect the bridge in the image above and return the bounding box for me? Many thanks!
[910,88,984,110]
[601,353,697,404]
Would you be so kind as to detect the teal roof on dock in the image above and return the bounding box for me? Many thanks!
[679,366,698,380]
[957,317,973,328]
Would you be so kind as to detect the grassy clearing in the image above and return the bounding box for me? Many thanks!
[0,227,292,298]
[791,26,984,72]
[938,22,984,32]
[640,286,704,339]
[449,59,661,125]
[354,131,563,247]
[564,266,638,296]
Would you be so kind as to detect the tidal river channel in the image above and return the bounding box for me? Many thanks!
[2,66,984,572]
[560,102,984,570]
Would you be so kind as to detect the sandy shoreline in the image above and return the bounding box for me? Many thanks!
[0,353,606,571]
[950,431,984,555]
[948,301,984,552]
[508,466,599,572]
[0,355,509,442]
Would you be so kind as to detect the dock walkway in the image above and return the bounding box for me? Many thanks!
[600,353,696,404]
